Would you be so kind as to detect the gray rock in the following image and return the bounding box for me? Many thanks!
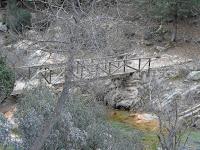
[140,113,158,121]
[143,40,153,46]
[124,32,135,39]
[183,85,200,104]
[143,31,152,40]
[125,87,138,98]
[155,46,167,52]
[194,119,200,129]
[116,99,134,109]
[104,89,124,107]
[161,91,182,108]
[187,71,200,81]
[0,22,7,32]
[104,86,139,109]
[184,37,192,43]
[113,79,123,88]
[197,38,200,44]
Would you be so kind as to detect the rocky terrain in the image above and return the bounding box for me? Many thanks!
[0,1,200,149]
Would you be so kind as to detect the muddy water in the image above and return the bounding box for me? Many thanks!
[108,110,160,149]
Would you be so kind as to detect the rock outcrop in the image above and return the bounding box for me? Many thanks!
[161,91,182,108]
[187,71,200,81]
[0,22,7,32]
[104,75,140,110]
[115,99,134,109]
[183,85,200,104]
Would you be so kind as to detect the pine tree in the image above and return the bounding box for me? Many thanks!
[5,0,31,32]
[150,0,200,41]
[138,0,200,41]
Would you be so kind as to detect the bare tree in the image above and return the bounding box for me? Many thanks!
[11,1,131,149]
[143,73,196,149]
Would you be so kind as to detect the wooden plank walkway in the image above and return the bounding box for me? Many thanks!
[11,53,193,96]
[14,53,154,85]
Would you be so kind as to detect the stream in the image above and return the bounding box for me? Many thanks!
[1,98,200,150]
[108,110,200,150]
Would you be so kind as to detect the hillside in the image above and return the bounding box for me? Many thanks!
[0,0,200,149]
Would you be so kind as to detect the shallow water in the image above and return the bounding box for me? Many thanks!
[108,110,200,150]
[109,110,159,132]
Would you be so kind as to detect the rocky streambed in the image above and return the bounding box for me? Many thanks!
[109,110,159,132]
[108,110,200,150]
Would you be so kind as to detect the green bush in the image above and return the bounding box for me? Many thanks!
[0,57,14,100]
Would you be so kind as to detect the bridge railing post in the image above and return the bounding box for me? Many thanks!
[123,60,126,72]
[148,58,151,76]
[49,70,52,84]
[117,61,120,67]
[138,58,141,76]
[109,62,111,74]
[44,68,47,77]
[104,60,107,70]
[81,65,83,79]
[28,67,31,79]
[76,61,79,74]
[95,64,99,77]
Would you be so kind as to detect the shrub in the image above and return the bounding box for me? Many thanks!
[0,113,10,144]
[0,57,14,102]
[15,86,142,149]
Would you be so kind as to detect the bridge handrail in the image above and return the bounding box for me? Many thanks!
[13,52,135,69]
[14,56,159,69]
[76,52,135,61]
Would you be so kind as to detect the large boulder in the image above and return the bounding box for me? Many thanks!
[0,22,7,32]
[143,31,152,40]
[104,87,139,110]
[187,71,200,81]
[104,89,126,107]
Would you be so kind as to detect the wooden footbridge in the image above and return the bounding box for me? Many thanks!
[13,53,200,122]
[14,53,155,85]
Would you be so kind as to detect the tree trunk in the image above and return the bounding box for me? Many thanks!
[171,15,177,42]
[29,52,74,150]
[171,3,178,42]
